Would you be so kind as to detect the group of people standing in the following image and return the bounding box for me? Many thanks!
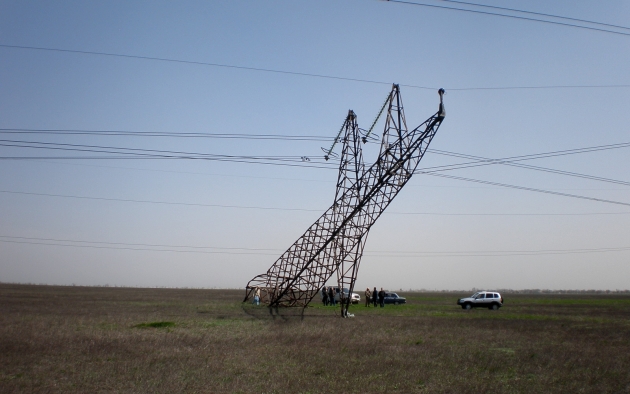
[255,285,386,309]
[364,287,386,308]
[321,286,337,306]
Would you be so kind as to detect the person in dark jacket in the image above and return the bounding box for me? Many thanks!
[378,288,385,308]
[322,286,329,306]
[373,287,378,307]
[328,286,336,306]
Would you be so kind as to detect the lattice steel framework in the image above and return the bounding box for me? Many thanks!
[244,85,445,316]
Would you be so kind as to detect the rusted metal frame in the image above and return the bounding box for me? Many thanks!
[270,203,368,306]
[337,227,369,316]
[245,119,439,306]
[269,113,441,306]
[335,109,366,315]
[244,86,444,309]
[267,111,366,306]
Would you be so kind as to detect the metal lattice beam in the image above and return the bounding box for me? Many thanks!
[244,85,446,316]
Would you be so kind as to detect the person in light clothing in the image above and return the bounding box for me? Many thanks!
[253,287,261,306]
[365,287,372,307]
[378,288,385,308]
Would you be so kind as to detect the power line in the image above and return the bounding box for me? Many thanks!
[0,239,279,256]
[383,0,630,38]
[416,142,630,175]
[3,138,629,168]
[11,158,630,191]
[366,246,630,258]
[3,139,630,207]
[449,84,630,91]
[1,44,629,91]
[440,0,630,32]
[0,140,335,169]
[388,211,630,217]
[2,235,629,258]
[425,148,630,187]
[0,128,332,141]
[0,139,322,162]
[0,235,278,251]
[3,131,629,188]
[1,189,629,216]
[0,157,334,170]
[3,136,630,187]
[422,173,630,207]
[0,43,433,91]
[0,190,322,212]
[10,159,337,183]
[3,128,630,164]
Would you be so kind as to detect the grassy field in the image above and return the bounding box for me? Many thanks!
[1,284,629,393]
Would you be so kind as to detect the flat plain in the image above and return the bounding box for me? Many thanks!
[1,284,629,393]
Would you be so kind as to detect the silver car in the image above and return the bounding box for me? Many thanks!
[334,287,361,304]
[457,291,503,310]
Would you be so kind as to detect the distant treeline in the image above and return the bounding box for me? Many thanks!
[2,283,629,293]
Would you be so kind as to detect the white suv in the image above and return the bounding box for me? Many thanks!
[457,291,503,310]
[333,287,361,304]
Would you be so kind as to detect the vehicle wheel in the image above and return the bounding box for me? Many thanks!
[491,304,499,311]
[464,303,472,310]
[394,301,399,305]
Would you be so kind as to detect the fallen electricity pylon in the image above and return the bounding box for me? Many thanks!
[244,84,445,316]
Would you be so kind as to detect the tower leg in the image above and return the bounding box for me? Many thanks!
[337,234,368,317]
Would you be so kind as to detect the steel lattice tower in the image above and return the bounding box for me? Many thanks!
[244,85,445,316]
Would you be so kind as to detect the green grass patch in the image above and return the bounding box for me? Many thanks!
[134,321,176,329]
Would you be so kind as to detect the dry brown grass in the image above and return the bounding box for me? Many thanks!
[1,284,629,393]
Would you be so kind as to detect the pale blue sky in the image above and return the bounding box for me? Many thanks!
[1,0,629,290]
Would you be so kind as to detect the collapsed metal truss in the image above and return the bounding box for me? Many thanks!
[244,84,445,315]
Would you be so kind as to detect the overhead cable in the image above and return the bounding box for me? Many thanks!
[0,139,319,162]
[424,148,630,187]
[0,238,279,256]
[439,0,630,32]
[0,190,322,212]
[0,128,332,141]
[416,142,630,174]
[1,190,629,216]
[0,44,432,90]
[2,235,630,258]
[384,0,630,37]
[0,235,278,251]
[3,139,630,206]
[1,44,629,91]
[422,173,630,207]
[3,135,630,173]
[0,140,335,169]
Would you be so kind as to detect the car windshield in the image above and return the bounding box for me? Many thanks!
[470,292,479,298]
